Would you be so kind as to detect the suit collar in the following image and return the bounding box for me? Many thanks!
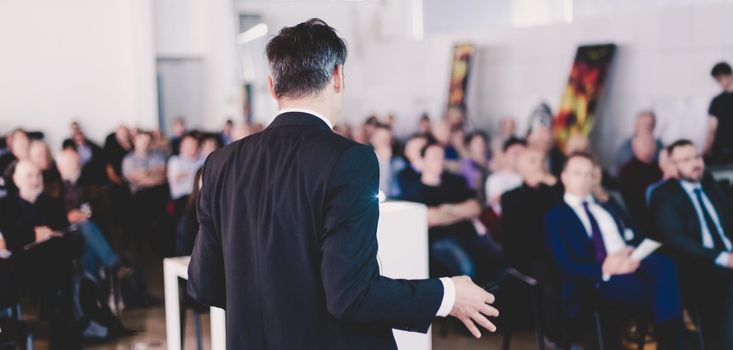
[563,193,594,208]
[277,108,333,129]
[267,110,334,131]
[558,200,629,242]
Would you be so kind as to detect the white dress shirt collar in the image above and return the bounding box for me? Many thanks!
[564,192,595,208]
[277,108,334,130]
[679,179,702,194]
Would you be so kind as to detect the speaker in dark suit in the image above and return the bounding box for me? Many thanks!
[650,139,733,349]
[187,18,498,349]
[545,152,685,349]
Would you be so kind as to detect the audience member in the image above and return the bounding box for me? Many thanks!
[0,160,82,348]
[200,133,221,158]
[615,111,664,172]
[563,133,590,154]
[169,117,187,156]
[545,152,685,349]
[0,128,30,175]
[432,119,460,161]
[417,113,432,134]
[369,125,401,197]
[29,140,63,199]
[102,125,134,246]
[122,132,170,255]
[618,134,662,231]
[57,149,121,276]
[484,137,525,215]
[395,134,428,197]
[220,119,234,145]
[448,126,468,161]
[444,107,466,129]
[526,124,565,177]
[650,139,733,348]
[103,126,133,186]
[167,133,204,219]
[61,128,106,184]
[459,131,491,197]
[401,143,500,282]
[501,147,561,276]
[490,116,517,161]
[707,61,733,163]
[645,148,677,204]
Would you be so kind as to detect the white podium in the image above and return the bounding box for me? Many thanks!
[377,201,432,350]
[163,200,431,350]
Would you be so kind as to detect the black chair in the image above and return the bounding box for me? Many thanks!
[500,267,545,350]
[499,265,652,350]
[0,304,33,350]
[0,259,33,350]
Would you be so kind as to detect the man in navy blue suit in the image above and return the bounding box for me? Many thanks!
[544,151,686,349]
[650,139,733,349]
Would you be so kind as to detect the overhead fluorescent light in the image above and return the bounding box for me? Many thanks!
[238,23,268,44]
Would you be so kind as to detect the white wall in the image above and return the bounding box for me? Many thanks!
[154,0,242,134]
[234,0,422,131]
[0,0,157,150]
[470,2,733,169]
[314,1,733,169]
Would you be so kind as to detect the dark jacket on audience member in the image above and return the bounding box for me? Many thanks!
[401,172,478,242]
[187,112,444,350]
[501,182,563,276]
[0,193,69,253]
[649,174,733,265]
[544,199,642,317]
[618,156,662,232]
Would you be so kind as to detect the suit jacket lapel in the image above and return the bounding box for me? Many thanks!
[702,178,733,241]
[670,180,705,243]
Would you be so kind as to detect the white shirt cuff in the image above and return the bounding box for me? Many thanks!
[436,277,455,317]
[715,252,729,267]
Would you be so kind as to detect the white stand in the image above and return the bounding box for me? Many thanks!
[377,201,432,350]
[163,257,226,350]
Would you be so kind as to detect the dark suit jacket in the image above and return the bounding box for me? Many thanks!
[544,200,640,317]
[0,193,69,253]
[649,175,733,267]
[187,112,444,350]
[501,182,563,276]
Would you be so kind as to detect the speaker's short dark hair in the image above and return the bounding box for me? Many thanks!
[562,151,597,172]
[711,62,732,78]
[666,139,695,157]
[266,18,347,99]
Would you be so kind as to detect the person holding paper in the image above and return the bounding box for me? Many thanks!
[650,139,733,349]
[545,151,686,349]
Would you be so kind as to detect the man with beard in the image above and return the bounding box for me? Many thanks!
[650,139,733,349]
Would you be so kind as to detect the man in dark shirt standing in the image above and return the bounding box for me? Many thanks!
[708,61,733,163]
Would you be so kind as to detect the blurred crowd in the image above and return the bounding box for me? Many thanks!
[0,61,733,348]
